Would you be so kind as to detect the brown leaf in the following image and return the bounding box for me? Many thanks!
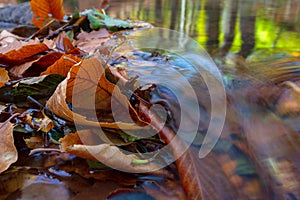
[30,0,65,28]
[46,70,146,130]
[9,60,37,77]
[0,114,18,174]
[74,29,111,53]
[0,68,9,88]
[24,110,54,133]
[22,52,63,77]
[41,54,81,77]
[0,31,42,54]
[66,57,144,125]
[276,81,300,115]
[60,133,160,173]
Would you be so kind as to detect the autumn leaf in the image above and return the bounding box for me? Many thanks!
[74,28,111,53]
[46,70,146,130]
[0,74,65,103]
[41,54,81,77]
[0,114,18,174]
[0,30,40,54]
[60,132,160,173]
[0,68,9,88]
[30,0,65,28]
[0,43,49,67]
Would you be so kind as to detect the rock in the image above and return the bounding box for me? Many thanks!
[0,2,33,26]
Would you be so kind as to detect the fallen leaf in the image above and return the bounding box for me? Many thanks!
[41,54,81,77]
[0,68,9,88]
[24,109,54,133]
[30,0,65,28]
[76,28,111,41]
[46,71,146,130]
[0,43,49,67]
[22,52,63,77]
[9,60,37,77]
[0,74,65,103]
[0,31,42,54]
[60,133,160,173]
[0,114,18,174]
[276,81,300,115]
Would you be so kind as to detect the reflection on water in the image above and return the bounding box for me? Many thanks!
[63,0,300,57]
[0,0,299,57]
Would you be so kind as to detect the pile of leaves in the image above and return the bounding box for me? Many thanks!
[0,1,300,200]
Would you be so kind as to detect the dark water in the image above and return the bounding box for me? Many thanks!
[62,0,300,57]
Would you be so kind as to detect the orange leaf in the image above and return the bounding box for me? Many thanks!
[0,114,18,174]
[0,68,9,88]
[0,43,49,67]
[30,0,65,28]
[41,55,81,77]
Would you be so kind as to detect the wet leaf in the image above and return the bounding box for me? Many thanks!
[24,109,54,133]
[30,0,65,28]
[0,74,65,103]
[60,133,160,173]
[82,9,132,31]
[0,68,9,88]
[0,114,18,174]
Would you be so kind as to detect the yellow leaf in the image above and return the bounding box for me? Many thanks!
[0,68,9,88]
[30,0,65,28]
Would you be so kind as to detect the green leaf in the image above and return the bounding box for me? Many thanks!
[82,9,132,31]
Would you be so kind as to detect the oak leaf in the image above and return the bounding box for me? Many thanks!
[0,114,18,174]
[30,0,65,28]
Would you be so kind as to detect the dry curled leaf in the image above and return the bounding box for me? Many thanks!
[60,133,160,173]
[30,0,65,28]
[46,68,146,130]
[0,114,18,174]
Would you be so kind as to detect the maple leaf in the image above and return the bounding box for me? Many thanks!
[30,0,65,28]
